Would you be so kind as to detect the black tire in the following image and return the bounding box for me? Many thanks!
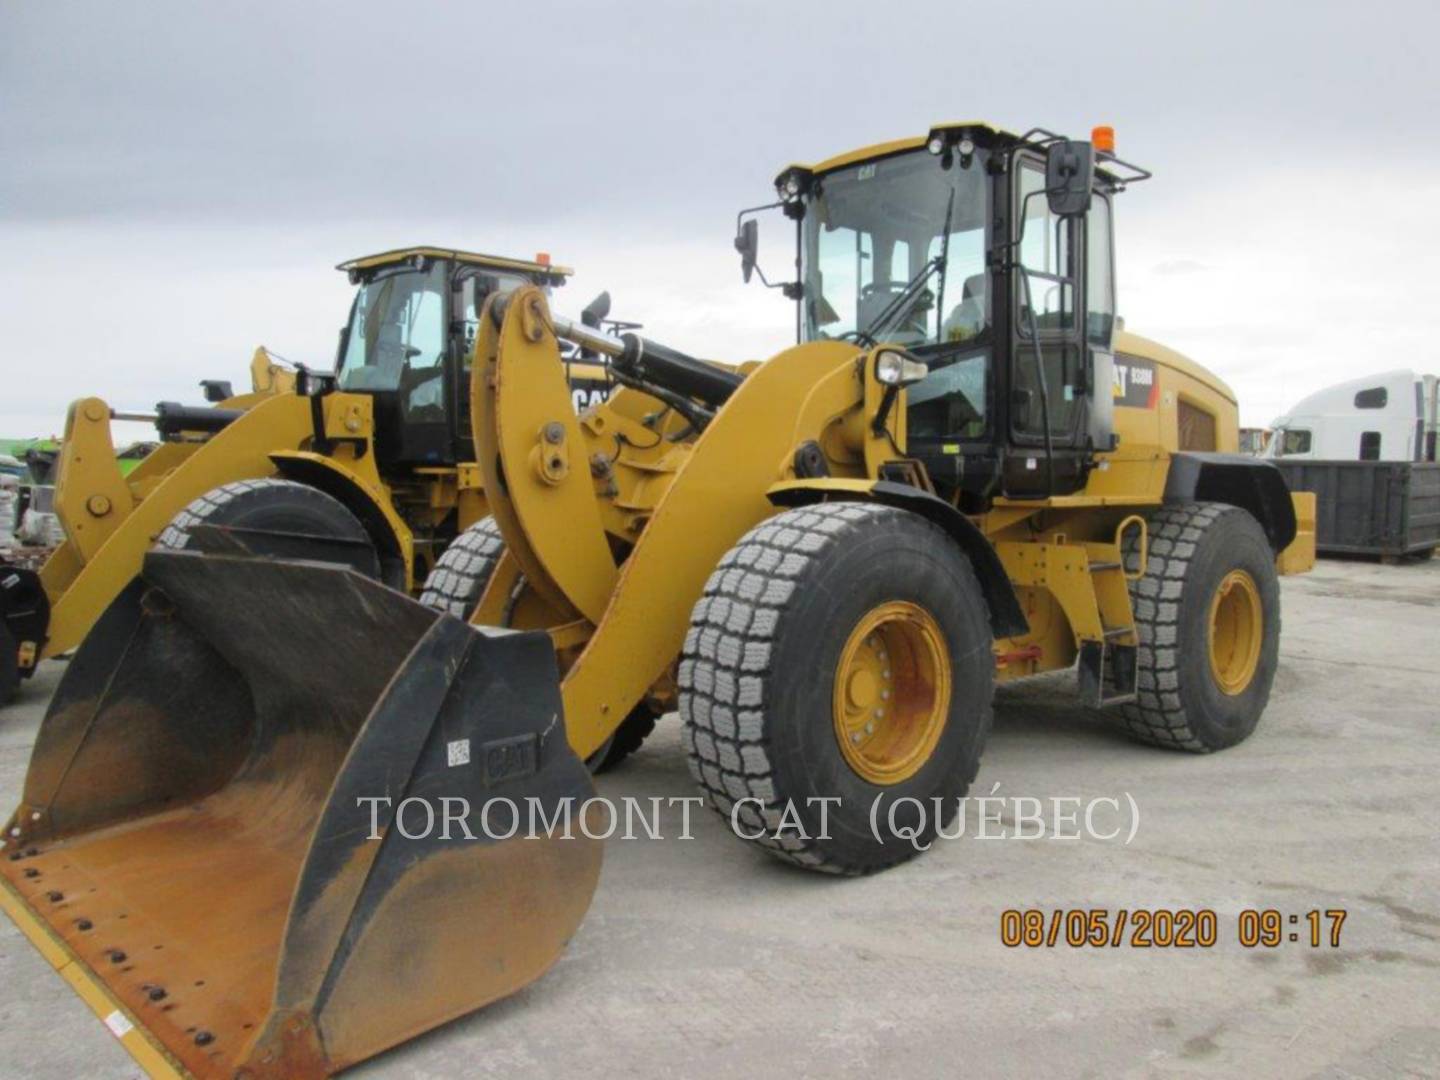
[417,516,508,617]
[589,706,658,773]
[0,624,18,704]
[157,478,377,577]
[1115,502,1280,752]
[679,503,994,875]
[417,516,656,773]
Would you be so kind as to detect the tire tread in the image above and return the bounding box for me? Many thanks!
[417,517,506,617]
[157,478,328,550]
[1114,501,1250,752]
[680,502,990,875]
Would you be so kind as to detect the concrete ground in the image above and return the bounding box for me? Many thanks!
[2,556,1438,1080]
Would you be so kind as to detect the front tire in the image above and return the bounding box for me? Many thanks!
[157,478,379,578]
[417,516,508,618]
[1116,502,1281,752]
[679,503,994,875]
[418,516,656,773]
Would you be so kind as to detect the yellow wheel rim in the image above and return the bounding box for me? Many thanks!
[832,601,951,785]
[1208,569,1262,695]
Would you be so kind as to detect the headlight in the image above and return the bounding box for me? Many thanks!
[775,168,810,201]
[926,135,946,156]
[874,350,928,387]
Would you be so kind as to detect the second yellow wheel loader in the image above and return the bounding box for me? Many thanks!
[1,123,1314,1077]
[0,246,618,703]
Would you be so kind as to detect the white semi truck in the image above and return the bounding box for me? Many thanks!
[1266,368,1438,464]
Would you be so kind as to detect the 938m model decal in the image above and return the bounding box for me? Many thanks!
[1114,354,1159,409]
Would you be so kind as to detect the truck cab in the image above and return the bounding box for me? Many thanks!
[1265,368,1439,463]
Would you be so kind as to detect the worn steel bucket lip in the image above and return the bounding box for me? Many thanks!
[0,552,601,1080]
[0,874,188,1078]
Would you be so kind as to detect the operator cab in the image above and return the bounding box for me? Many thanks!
[738,123,1150,507]
[333,247,571,468]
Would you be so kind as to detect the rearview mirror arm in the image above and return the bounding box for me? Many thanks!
[735,202,803,304]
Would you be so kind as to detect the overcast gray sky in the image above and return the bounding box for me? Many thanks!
[3,0,1438,440]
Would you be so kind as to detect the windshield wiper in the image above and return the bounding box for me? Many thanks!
[932,186,957,343]
[855,186,957,347]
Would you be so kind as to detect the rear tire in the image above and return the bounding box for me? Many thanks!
[418,516,656,773]
[679,503,994,875]
[1115,502,1280,752]
[157,478,378,577]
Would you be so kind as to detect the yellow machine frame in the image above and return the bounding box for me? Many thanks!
[471,285,1314,759]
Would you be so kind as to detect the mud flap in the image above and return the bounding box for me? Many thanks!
[0,551,601,1079]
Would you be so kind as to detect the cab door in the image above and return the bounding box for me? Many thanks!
[1002,153,1113,496]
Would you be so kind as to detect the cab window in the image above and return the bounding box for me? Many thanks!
[908,350,987,440]
[1277,429,1312,456]
[1013,161,1081,441]
[1015,165,1073,332]
[454,269,529,433]
[1086,195,1115,348]
[803,151,988,347]
[338,262,447,398]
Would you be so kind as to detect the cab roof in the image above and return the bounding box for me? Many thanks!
[780,121,1137,188]
[337,246,573,282]
[794,121,1014,177]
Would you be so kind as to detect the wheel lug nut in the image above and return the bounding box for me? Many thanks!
[880,690,889,700]
[850,732,861,744]
[865,722,875,734]
[873,708,884,718]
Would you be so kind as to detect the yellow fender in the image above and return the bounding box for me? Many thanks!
[766,477,1027,638]
[269,450,413,589]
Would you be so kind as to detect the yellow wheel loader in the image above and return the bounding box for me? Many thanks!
[1,124,1314,1078]
[0,246,617,702]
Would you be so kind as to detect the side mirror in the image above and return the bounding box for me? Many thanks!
[581,291,612,328]
[1045,140,1094,217]
[735,218,759,284]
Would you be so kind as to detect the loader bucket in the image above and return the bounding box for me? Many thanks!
[0,550,601,1079]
